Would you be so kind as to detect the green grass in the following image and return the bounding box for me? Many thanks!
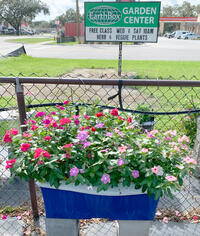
[0,55,200,78]
[6,38,54,44]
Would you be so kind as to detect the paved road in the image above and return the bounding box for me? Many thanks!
[0,36,200,61]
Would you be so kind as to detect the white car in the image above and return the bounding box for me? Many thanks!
[181,33,200,40]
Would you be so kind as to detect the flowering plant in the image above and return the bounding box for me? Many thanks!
[3,101,197,199]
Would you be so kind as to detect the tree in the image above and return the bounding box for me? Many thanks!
[161,1,200,17]
[0,0,49,35]
[56,8,83,26]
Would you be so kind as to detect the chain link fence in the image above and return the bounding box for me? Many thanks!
[0,74,200,235]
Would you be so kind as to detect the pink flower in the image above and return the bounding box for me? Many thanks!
[35,112,46,118]
[10,128,19,135]
[110,108,119,116]
[5,159,16,169]
[56,105,65,110]
[34,148,51,159]
[117,158,124,166]
[42,119,51,124]
[151,166,159,175]
[16,216,22,220]
[183,157,197,165]
[63,100,70,105]
[60,118,71,125]
[3,132,12,143]
[84,115,90,120]
[164,130,177,137]
[50,112,57,115]
[77,131,89,141]
[74,119,80,125]
[44,136,52,141]
[23,132,32,138]
[83,142,91,148]
[165,136,172,141]
[147,130,158,138]
[151,166,163,176]
[162,217,169,223]
[132,170,140,178]
[95,123,104,128]
[101,174,111,184]
[175,211,181,217]
[26,119,36,124]
[165,175,177,182]
[141,148,149,153]
[37,160,44,165]
[118,145,128,153]
[1,215,7,220]
[20,143,31,152]
[70,167,79,177]
[105,132,113,137]
[178,135,190,143]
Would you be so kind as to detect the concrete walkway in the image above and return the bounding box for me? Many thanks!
[0,217,200,236]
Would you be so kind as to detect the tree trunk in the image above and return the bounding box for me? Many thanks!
[16,25,20,36]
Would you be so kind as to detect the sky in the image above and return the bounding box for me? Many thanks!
[35,0,200,22]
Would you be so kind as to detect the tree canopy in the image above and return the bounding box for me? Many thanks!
[0,0,49,34]
[161,1,200,17]
[56,8,83,26]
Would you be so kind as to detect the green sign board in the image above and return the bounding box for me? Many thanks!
[84,1,161,42]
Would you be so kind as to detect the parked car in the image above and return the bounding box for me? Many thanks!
[168,31,189,39]
[20,28,34,35]
[181,33,200,40]
[7,27,16,34]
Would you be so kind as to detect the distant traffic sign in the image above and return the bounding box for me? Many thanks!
[85,1,161,43]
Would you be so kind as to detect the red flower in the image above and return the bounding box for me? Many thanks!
[63,144,73,149]
[59,118,71,125]
[91,127,96,132]
[20,143,31,152]
[127,117,132,123]
[95,112,104,117]
[110,109,119,116]
[31,125,38,131]
[3,132,12,143]
[44,136,52,141]
[193,216,199,221]
[5,159,16,169]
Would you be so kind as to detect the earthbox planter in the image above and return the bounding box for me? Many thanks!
[39,183,159,236]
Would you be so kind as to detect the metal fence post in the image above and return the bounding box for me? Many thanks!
[15,78,39,220]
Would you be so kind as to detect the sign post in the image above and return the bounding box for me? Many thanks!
[84,1,161,75]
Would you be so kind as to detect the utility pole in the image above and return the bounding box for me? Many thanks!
[76,0,80,43]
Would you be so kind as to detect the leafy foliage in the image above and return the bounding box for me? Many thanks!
[0,0,49,34]
[3,102,196,199]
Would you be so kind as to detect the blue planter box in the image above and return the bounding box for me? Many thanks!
[39,183,159,220]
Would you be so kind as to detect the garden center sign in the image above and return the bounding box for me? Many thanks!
[84,1,161,42]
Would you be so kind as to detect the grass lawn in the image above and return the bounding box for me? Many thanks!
[6,38,54,44]
[0,55,200,78]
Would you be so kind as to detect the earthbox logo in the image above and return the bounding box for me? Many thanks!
[88,6,122,25]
